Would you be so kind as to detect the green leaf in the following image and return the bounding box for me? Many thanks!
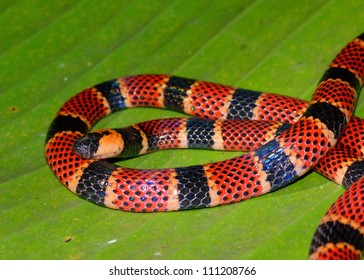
[1,0,363,260]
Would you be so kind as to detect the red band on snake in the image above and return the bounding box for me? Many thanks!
[45,34,364,259]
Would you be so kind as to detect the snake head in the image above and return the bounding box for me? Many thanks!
[73,129,124,159]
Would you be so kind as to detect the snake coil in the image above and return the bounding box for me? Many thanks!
[46,34,364,259]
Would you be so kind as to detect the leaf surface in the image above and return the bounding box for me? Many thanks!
[1,0,363,259]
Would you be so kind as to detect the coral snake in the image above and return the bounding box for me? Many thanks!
[45,33,364,259]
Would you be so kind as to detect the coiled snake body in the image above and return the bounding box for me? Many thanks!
[45,34,364,259]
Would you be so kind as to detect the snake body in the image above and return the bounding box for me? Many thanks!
[45,34,364,259]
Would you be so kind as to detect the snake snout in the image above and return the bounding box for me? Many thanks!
[73,133,103,159]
